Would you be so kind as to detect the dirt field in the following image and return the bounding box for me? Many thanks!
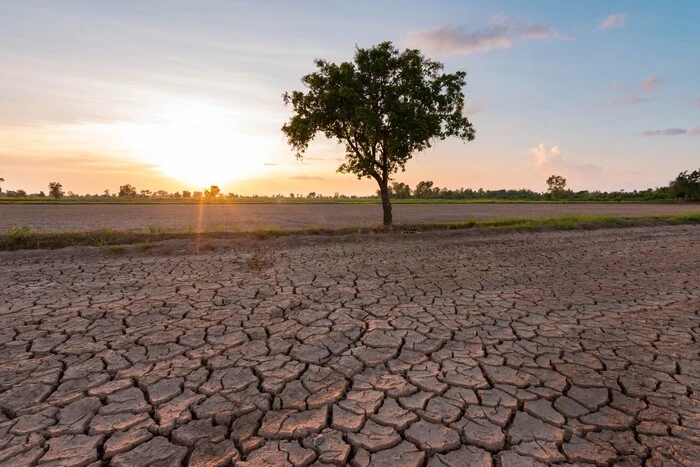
[1,226,698,465]
[2,202,700,232]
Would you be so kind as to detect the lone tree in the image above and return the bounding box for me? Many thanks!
[282,41,475,225]
[546,175,567,198]
[48,182,64,199]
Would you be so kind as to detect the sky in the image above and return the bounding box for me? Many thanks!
[1,0,699,196]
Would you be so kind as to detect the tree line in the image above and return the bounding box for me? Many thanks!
[0,172,698,202]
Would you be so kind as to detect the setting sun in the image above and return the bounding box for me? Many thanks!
[114,100,268,187]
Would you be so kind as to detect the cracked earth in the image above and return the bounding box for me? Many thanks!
[0,225,698,466]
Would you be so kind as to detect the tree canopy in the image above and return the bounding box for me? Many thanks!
[669,169,700,201]
[546,175,567,198]
[282,41,475,224]
[48,182,64,199]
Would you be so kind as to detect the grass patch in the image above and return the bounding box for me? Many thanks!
[136,241,155,251]
[1,212,698,251]
[147,224,164,235]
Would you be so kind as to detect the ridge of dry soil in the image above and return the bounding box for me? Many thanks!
[0,226,699,465]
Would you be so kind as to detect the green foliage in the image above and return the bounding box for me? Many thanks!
[147,224,164,235]
[282,41,475,224]
[3,225,32,250]
[546,175,567,198]
[414,180,438,199]
[669,169,700,201]
[48,182,64,199]
[391,182,412,199]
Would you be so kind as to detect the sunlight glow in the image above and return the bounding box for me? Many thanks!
[114,100,267,187]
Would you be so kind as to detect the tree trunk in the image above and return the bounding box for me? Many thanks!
[378,180,392,226]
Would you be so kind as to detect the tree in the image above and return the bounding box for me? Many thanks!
[48,182,64,199]
[414,180,437,199]
[391,182,412,199]
[204,185,220,199]
[669,169,700,201]
[119,184,137,197]
[282,41,475,225]
[546,175,567,198]
[0,177,4,194]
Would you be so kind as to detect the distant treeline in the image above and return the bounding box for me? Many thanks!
[1,169,698,202]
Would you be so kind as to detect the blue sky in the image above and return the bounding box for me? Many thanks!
[1,0,698,195]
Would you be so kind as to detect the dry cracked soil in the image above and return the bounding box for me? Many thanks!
[0,225,698,466]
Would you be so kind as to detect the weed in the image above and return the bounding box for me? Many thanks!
[103,245,125,254]
[147,224,164,235]
[137,241,155,251]
[3,225,31,250]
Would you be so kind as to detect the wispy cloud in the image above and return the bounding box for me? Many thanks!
[610,75,662,107]
[638,76,662,92]
[641,128,688,136]
[404,16,566,57]
[263,162,278,166]
[617,96,650,107]
[529,144,602,174]
[599,13,627,30]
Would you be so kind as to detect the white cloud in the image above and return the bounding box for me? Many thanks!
[599,13,627,30]
[404,16,565,57]
[529,143,602,174]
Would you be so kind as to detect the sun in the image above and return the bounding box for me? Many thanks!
[115,100,266,187]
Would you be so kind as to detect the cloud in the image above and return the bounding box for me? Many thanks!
[263,162,278,166]
[690,126,700,135]
[462,99,489,116]
[694,98,700,108]
[641,128,688,136]
[404,16,565,57]
[599,13,627,30]
[616,96,649,107]
[638,76,662,92]
[529,143,602,174]
[290,175,325,181]
[609,76,661,107]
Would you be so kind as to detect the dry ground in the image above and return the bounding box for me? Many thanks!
[0,226,699,466]
[2,203,700,232]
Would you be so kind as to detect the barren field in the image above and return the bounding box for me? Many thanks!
[2,202,700,232]
[1,226,699,465]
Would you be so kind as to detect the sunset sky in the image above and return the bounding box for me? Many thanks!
[1,0,699,196]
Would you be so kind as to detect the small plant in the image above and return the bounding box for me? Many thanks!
[147,224,164,235]
[103,245,125,254]
[137,241,155,251]
[3,225,32,249]
[183,224,194,234]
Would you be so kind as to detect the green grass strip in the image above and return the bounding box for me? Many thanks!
[2,213,699,251]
